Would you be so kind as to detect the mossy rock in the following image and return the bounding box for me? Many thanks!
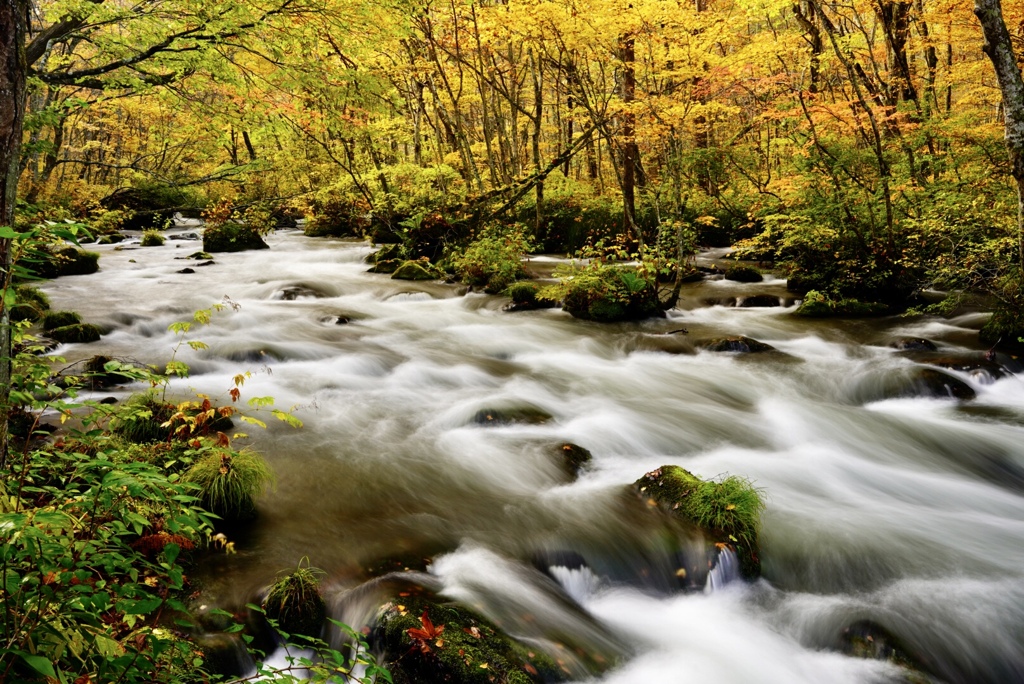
[377,592,565,684]
[42,310,82,332]
[179,251,214,260]
[837,620,936,683]
[794,290,889,318]
[10,286,51,322]
[262,564,327,639]
[503,282,559,312]
[391,260,440,281]
[562,267,662,323]
[848,367,976,403]
[369,259,402,274]
[634,465,764,579]
[48,323,102,344]
[556,443,592,477]
[700,336,776,354]
[890,338,938,352]
[366,243,404,264]
[97,233,127,245]
[473,405,553,426]
[32,247,100,279]
[203,222,269,253]
[723,264,763,282]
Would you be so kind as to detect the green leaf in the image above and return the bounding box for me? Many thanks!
[164,542,180,565]
[126,597,163,614]
[94,634,125,657]
[0,225,19,239]
[20,653,56,677]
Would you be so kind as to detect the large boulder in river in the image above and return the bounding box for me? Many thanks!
[635,465,764,579]
[723,264,763,282]
[32,247,100,279]
[562,266,662,323]
[847,367,976,403]
[203,222,269,253]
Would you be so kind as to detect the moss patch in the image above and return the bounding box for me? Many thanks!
[140,230,166,246]
[262,562,327,639]
[635,465,765,579]
[392,259,440,281]
[794,290,889,318]
[48,323,102,344]
[377,592,564,684]
[42,310,83,332]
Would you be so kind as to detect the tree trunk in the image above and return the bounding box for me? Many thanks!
[974,0,1024,268]
[0,0,28,467]
[620,33,639,246]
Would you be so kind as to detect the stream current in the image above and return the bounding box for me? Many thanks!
[39,229,1024,683]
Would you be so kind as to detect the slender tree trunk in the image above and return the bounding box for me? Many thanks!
[974,0,1024,269]
[620,33,639,245]
[1,0,28,467]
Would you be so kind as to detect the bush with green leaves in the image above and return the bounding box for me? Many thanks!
[453,223,532,293]
[553,260,662,322]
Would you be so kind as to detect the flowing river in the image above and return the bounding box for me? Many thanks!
[39,229,1024,683]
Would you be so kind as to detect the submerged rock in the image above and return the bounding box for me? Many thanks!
[556,443,592,478]
[837,620,936,683]
[634,465,764,579]
[473,405,553,426]
[890,337,938,352]
[700,336,776,353]
[273,284,328,300]
[848,367,976,403]
[723,264,763,282]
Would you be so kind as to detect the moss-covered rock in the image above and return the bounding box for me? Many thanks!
[837,620,935,683]
[980,303,1024,351]
[140,230,166,246]
[392,259,440,281]
[203,222,269,253]
[503,282,558,312]
[723,264,763,282]
[377,592,565,684]
[738,294,780,308]
[700,336,776,353]
[369,259,402,274]
[33,247,100,279]
[366,243,404,264]
[561,266,662,323]
[48,323,103,344]
[41,310,82,332]
[794,290,889,318]
[10,286,50,322]
[634,465,764,579]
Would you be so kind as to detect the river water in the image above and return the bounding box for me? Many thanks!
[40,230,1024,683]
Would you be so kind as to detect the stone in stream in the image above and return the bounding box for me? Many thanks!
[556,443,592,478]
[899,351,1008,384]
[848,367,976,403]
[472,405,553,426]
[503,282,559,312]
[365,243,404,264]
[837,620,936,683]
[48,323,103,344]
[177,267,195,274]
[889,337,938,352]
[273,284,328,300]
[723,264,763,282]
[738,294,781,308]
[634,465,765,580]
[368,258,401,274]
[700,336,776,353]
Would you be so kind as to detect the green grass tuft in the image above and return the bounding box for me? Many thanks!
[183,448,274,521]
[140,229,166,246]
[263,560,327,638]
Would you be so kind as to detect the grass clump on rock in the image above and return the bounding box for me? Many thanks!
[453,224,531,293]
[391,259,441,281]
[110,392,177,443]
[140,229,166,246]
[262,560,327,638]
[503,282,558,312]
[35,246,100,278]
[556,263,661,323]
[183,448,274,521]
[635,465,765,579]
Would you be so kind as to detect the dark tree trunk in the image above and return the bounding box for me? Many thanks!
[620,34,639,245]
[974,0,1024,268]
[0,0,28,466]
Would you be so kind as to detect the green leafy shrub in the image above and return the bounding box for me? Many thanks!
[41,310,82,331]
[182,448,274,521]
[554,261,661,322]
[453,224,532,293]
[141,229,166,246]
[110,392,178,443]
[263,561,327,638]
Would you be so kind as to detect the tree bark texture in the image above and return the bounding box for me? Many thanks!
[974,0,1024,268]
